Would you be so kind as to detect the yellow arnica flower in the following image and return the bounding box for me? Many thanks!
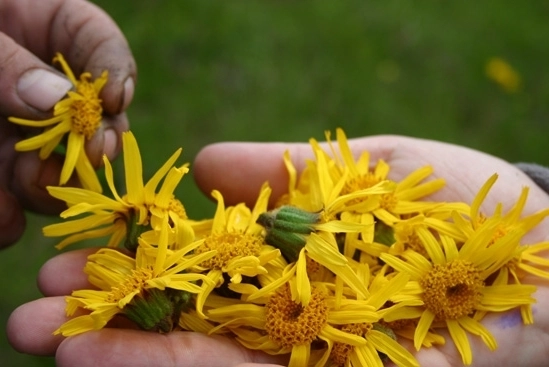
[54,222,216,336]
[242,232,372,316]
[43,131,193,250]
[193,186,282,318]
[283,128,445,260]
[280,128,445,261]
[315,128,445,225]
[380,219,537,366]
[9,53,108,192]
[453,173,549,323]
[207,268,418,367]
[454,174,549,242]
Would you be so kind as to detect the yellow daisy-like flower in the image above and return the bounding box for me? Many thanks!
[207,266,418,367]
[386,214,467,259]
[310,128,446,226]
[453,173,549,322]
[380,218,537,365]
[54,221,216,336]
[9,53,108,192]
[454,173,549,243]
[43,130,193,250]
[193,186,282,317]
[243,232,374,314]
[280,128,447,261]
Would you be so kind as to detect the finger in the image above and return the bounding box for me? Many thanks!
[192,137,435,206]
[193,136,549,212]
[0,122,26,247]
[7,297,67,356]
[49,0,137,116]
[0,189,25,248]
[37,248,98,296]
[85,113,130,167]
[0,33,72,118]
[56,329,287,367]
[6,296,134,356]
[9,296,286,365]
[10,151,78,214]
[193,142,311,207]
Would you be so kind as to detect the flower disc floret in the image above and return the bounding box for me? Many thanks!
[341,173,383,196]
[421,260,484,320]
[70,73,103,138]
[196,231,263,270]
[265,285,328,349]
[105,267,154,305]
[330,323,373,366]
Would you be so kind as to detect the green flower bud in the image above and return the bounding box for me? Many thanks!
[123,288,193,333]
[257,206,321,262]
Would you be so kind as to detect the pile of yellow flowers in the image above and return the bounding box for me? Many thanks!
[10,55,549,367]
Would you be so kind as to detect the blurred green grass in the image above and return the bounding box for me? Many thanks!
[2,1,549,366]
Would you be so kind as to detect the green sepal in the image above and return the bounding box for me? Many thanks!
[125,210,152,252]
[374,221,395,247]
[265,228,306,262]
[257,205,320,262]
[123,288,193,333]
[372,322,397,362]
[273,206,321,224]
[372,322,397,340]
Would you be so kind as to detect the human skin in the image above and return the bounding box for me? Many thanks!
[8,135,549,366]
[0,0,137,248]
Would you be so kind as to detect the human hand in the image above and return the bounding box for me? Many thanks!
[194,135,549,367]
[8,135,549,366]
[0,0,136,247]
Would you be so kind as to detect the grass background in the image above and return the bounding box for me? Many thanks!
[2,1,549,366]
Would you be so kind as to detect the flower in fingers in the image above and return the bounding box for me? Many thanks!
[9,53,108,192]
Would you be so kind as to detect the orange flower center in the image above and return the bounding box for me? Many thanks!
[265,285,328,348]
[196,231,262,270]
[330,323,372,366]
[70,73,104,139]
[421,260,484,320]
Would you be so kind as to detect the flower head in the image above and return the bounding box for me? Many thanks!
[193,186,282,317]
[381,219,536,365]
[9,53,108,192]
[54,222,215,336]
[207,266,418,367]
[43,131,193,250]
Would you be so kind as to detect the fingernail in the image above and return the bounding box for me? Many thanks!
[103,128,118,160]
[18,69,73,111]
[122,77,135,111]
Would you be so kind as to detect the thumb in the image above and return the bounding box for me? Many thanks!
[0,33,72,118]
